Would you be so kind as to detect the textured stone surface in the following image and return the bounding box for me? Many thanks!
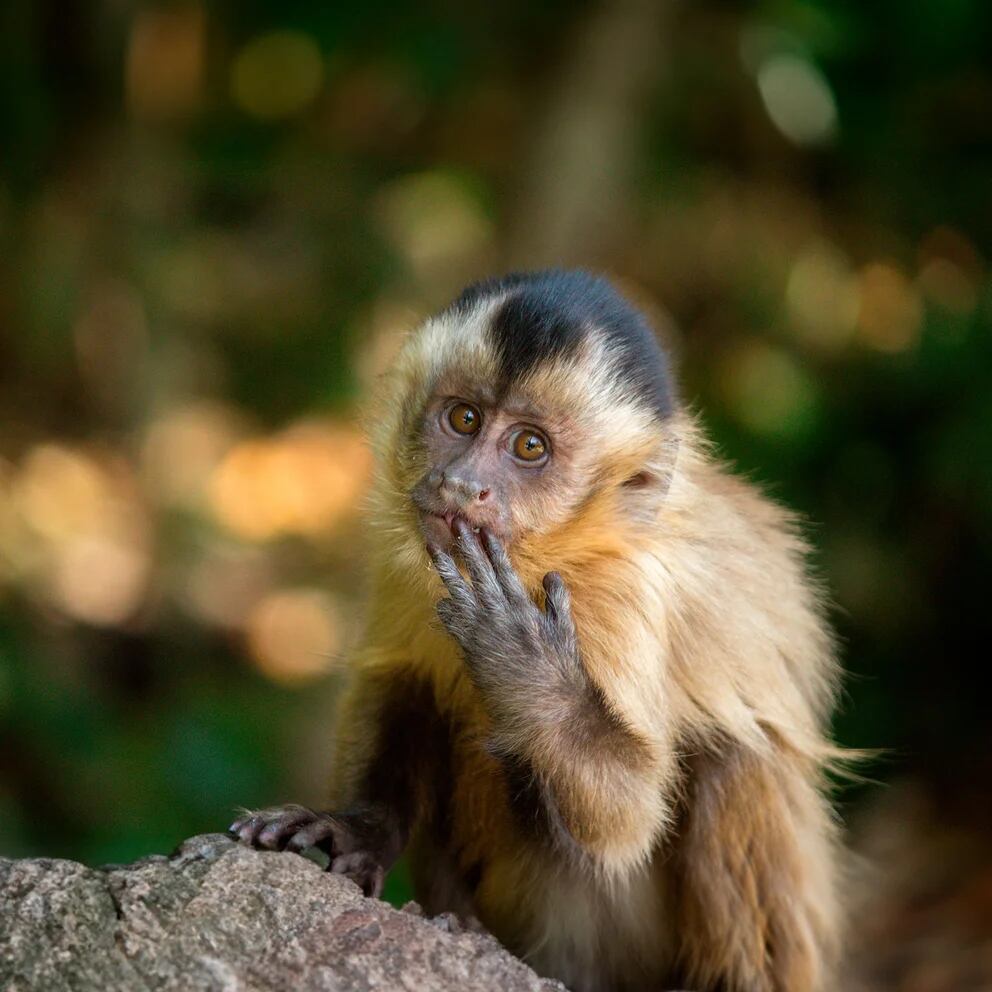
[0,833,565,992]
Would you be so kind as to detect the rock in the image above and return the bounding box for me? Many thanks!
[0,833,566,992]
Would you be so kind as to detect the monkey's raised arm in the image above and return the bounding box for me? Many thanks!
[429,520,670,873]
[230,668,449,897]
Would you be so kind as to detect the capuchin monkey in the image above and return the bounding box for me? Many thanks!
[230,270,844,992]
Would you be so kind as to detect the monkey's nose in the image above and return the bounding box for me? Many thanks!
[440,474,490,507]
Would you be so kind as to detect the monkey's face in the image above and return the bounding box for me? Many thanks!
[409,382,585,551]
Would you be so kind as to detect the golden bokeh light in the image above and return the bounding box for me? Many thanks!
[245,588,344,684]
[13,446,119,544]
[785,243,860,351]
[0,458,15,589]
[918,258,979,315]
[917,226,983,316]
[6,445,152,626]
[231,31,324,120]
[150,227,321,327]
[151,230,261,323]
[719,341,820,439]
[373,171,493,283]
[352,298,420,386]
[322,62,426,150]
[182,543,275,630]
[142,402,246,508]
[756,54,838,147]
[126,5,206,122]
[856,263,923,353]
[51,536,150,628]
[208,420,373,541]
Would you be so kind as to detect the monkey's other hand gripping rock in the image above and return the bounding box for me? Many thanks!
[229,806,385,898]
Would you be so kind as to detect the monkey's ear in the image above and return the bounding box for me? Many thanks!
[621,470,666,523]
[621,436,679,521]
[623,470,655,489]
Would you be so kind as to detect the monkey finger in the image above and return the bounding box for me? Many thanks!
[330,851,385,899]
[542,572,576,633]
[285,815,342,856]
[454,520,503,605]
[436,597,473,642]
[256,807,320,850]
[229,813,263,844]
[228,811,254,835]
[481,529,529,605]
[428,544,475,608]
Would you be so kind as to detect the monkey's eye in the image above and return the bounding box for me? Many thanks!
[448,402,481,435]
[511,430,548,463]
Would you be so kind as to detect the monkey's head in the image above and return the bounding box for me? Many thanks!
[370,270,678,572]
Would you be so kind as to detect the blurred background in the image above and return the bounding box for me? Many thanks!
[0,1,990,987]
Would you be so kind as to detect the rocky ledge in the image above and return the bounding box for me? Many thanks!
[0,833,565,992]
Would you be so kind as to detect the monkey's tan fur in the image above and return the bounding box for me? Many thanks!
[329,295,844,992]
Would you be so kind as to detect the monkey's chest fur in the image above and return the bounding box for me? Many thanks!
[406,687,678,992]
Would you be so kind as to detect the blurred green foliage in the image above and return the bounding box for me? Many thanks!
[0,0,990,914]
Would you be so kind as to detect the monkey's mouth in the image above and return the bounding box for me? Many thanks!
[422,511,482,539]
[433,511,480,533]
[411,485,507,546]
[418,509,507,549]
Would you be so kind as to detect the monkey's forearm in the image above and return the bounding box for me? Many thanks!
[471,642,625,749]
[330,668,451,835]
[449,615,669,866]
[478,651,669,864]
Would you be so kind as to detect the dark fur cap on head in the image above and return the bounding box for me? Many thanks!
[450,270,675,420]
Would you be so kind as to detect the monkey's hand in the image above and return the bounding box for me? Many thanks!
[228,805,386,898]
[430,522,664,863]
[428,521,580,707]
